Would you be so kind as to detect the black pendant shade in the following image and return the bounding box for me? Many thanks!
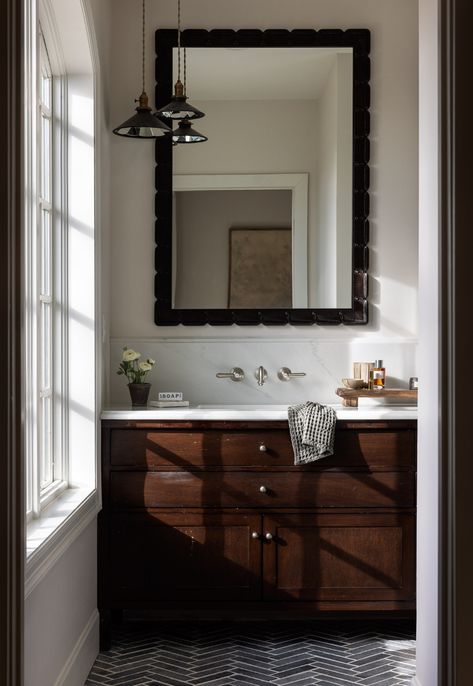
[157,79,205,121]
[113,91,171,139]
[172,118,208,144]
[158,0,207,140]
[112,0,172,140]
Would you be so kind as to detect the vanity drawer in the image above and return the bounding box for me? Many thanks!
[110,471,415,509]
[109,428,416,470]
[109,429,291,468]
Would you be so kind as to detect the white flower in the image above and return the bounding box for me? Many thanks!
[146,358,156,366]
[122,348,141,362]
[139,361,152,372]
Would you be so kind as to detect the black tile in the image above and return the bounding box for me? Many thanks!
[86,621,415,686]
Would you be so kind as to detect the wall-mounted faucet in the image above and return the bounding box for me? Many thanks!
[216,367,245,382]
[278,367,307,381]
[255,366,268,386]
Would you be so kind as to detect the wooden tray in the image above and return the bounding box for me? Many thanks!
[336,388,418,407]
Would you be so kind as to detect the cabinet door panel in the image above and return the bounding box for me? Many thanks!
[262,513,415,602]
[110,511,261,602]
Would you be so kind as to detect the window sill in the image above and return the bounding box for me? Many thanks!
[25,487,101,598]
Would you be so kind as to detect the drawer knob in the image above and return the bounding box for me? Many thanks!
[259,443,267,452]
[251,531,260,540]
[265,532,273,541]
[259,485,268,494]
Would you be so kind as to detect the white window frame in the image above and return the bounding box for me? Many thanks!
[25,3,69,522]
[23,0,100,595]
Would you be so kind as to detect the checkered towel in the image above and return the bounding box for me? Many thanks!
[288,401,337,464]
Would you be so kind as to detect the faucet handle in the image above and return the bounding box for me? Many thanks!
[278,367,307,381]
[216,367,245,382]
[255,366,268,386]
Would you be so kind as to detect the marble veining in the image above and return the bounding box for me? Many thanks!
[108,338,418,407]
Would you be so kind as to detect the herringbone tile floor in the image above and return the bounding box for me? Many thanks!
[86,621,415,686]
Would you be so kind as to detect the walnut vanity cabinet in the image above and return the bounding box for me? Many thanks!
[99,419,416,644]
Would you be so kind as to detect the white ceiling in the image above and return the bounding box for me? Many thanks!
[173,47,352,101]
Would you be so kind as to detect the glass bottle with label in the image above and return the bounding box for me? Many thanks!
[371,359,386,389]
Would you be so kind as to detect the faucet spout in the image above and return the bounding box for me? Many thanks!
[255,365,268,386]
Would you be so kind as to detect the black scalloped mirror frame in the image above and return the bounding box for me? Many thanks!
[154,28,370,326]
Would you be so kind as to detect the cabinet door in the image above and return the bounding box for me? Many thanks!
[110,511,262,602]
[262,513,415,602]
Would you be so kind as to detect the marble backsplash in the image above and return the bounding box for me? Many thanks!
[108,337,418,407]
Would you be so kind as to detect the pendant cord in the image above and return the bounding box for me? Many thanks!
[183,47,186,95]
[142,0,145,94]
[177,0,181,83]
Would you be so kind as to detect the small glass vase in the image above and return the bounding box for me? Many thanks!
[127,382,151,407]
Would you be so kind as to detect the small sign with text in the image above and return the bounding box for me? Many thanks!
[158,392,183,401]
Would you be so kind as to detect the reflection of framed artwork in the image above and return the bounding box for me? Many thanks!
[228,228,292,308]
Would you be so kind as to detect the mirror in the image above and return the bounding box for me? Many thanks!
[155,30,370,325]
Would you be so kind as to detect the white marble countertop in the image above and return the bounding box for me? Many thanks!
[101,404,418,422]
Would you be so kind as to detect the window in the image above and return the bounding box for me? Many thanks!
[25,24,68,520]
[24,0,97,552]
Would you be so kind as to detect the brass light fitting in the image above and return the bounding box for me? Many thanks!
[113,0,171,139]
[156,0,207,142]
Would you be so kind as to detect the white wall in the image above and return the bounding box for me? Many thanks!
[173,99,318,178]
[315,53,352,308]
[416,0,439,684]
[104,0,418,371]
[316,62,338,306]
[335,53,353,306]
[67,73,97,491]
[25,522,98,686]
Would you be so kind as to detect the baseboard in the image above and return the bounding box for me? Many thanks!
[53,609,99,686]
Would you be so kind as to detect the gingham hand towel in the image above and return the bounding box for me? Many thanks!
[288,401,337,464]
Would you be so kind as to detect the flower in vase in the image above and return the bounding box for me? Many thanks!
[117,346,156,385]
[122,348,141,362]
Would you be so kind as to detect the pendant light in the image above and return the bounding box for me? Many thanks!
[172,48,208,145]
[113,0,171,139]
[171,49,207,143]
[157,0,207,145]
[172,115,208,145]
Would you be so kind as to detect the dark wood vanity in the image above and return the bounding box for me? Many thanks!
[99,418,416,645]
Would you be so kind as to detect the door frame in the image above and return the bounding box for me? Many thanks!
[439,1,473,684]
[0,0,24,684]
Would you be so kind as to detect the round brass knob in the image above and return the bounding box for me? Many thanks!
[265,532,273,541]
[259,443,267,452]
[251,531,260,540]
[259,485,268,494]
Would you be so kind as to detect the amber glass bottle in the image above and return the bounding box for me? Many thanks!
[372,359,386,389]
